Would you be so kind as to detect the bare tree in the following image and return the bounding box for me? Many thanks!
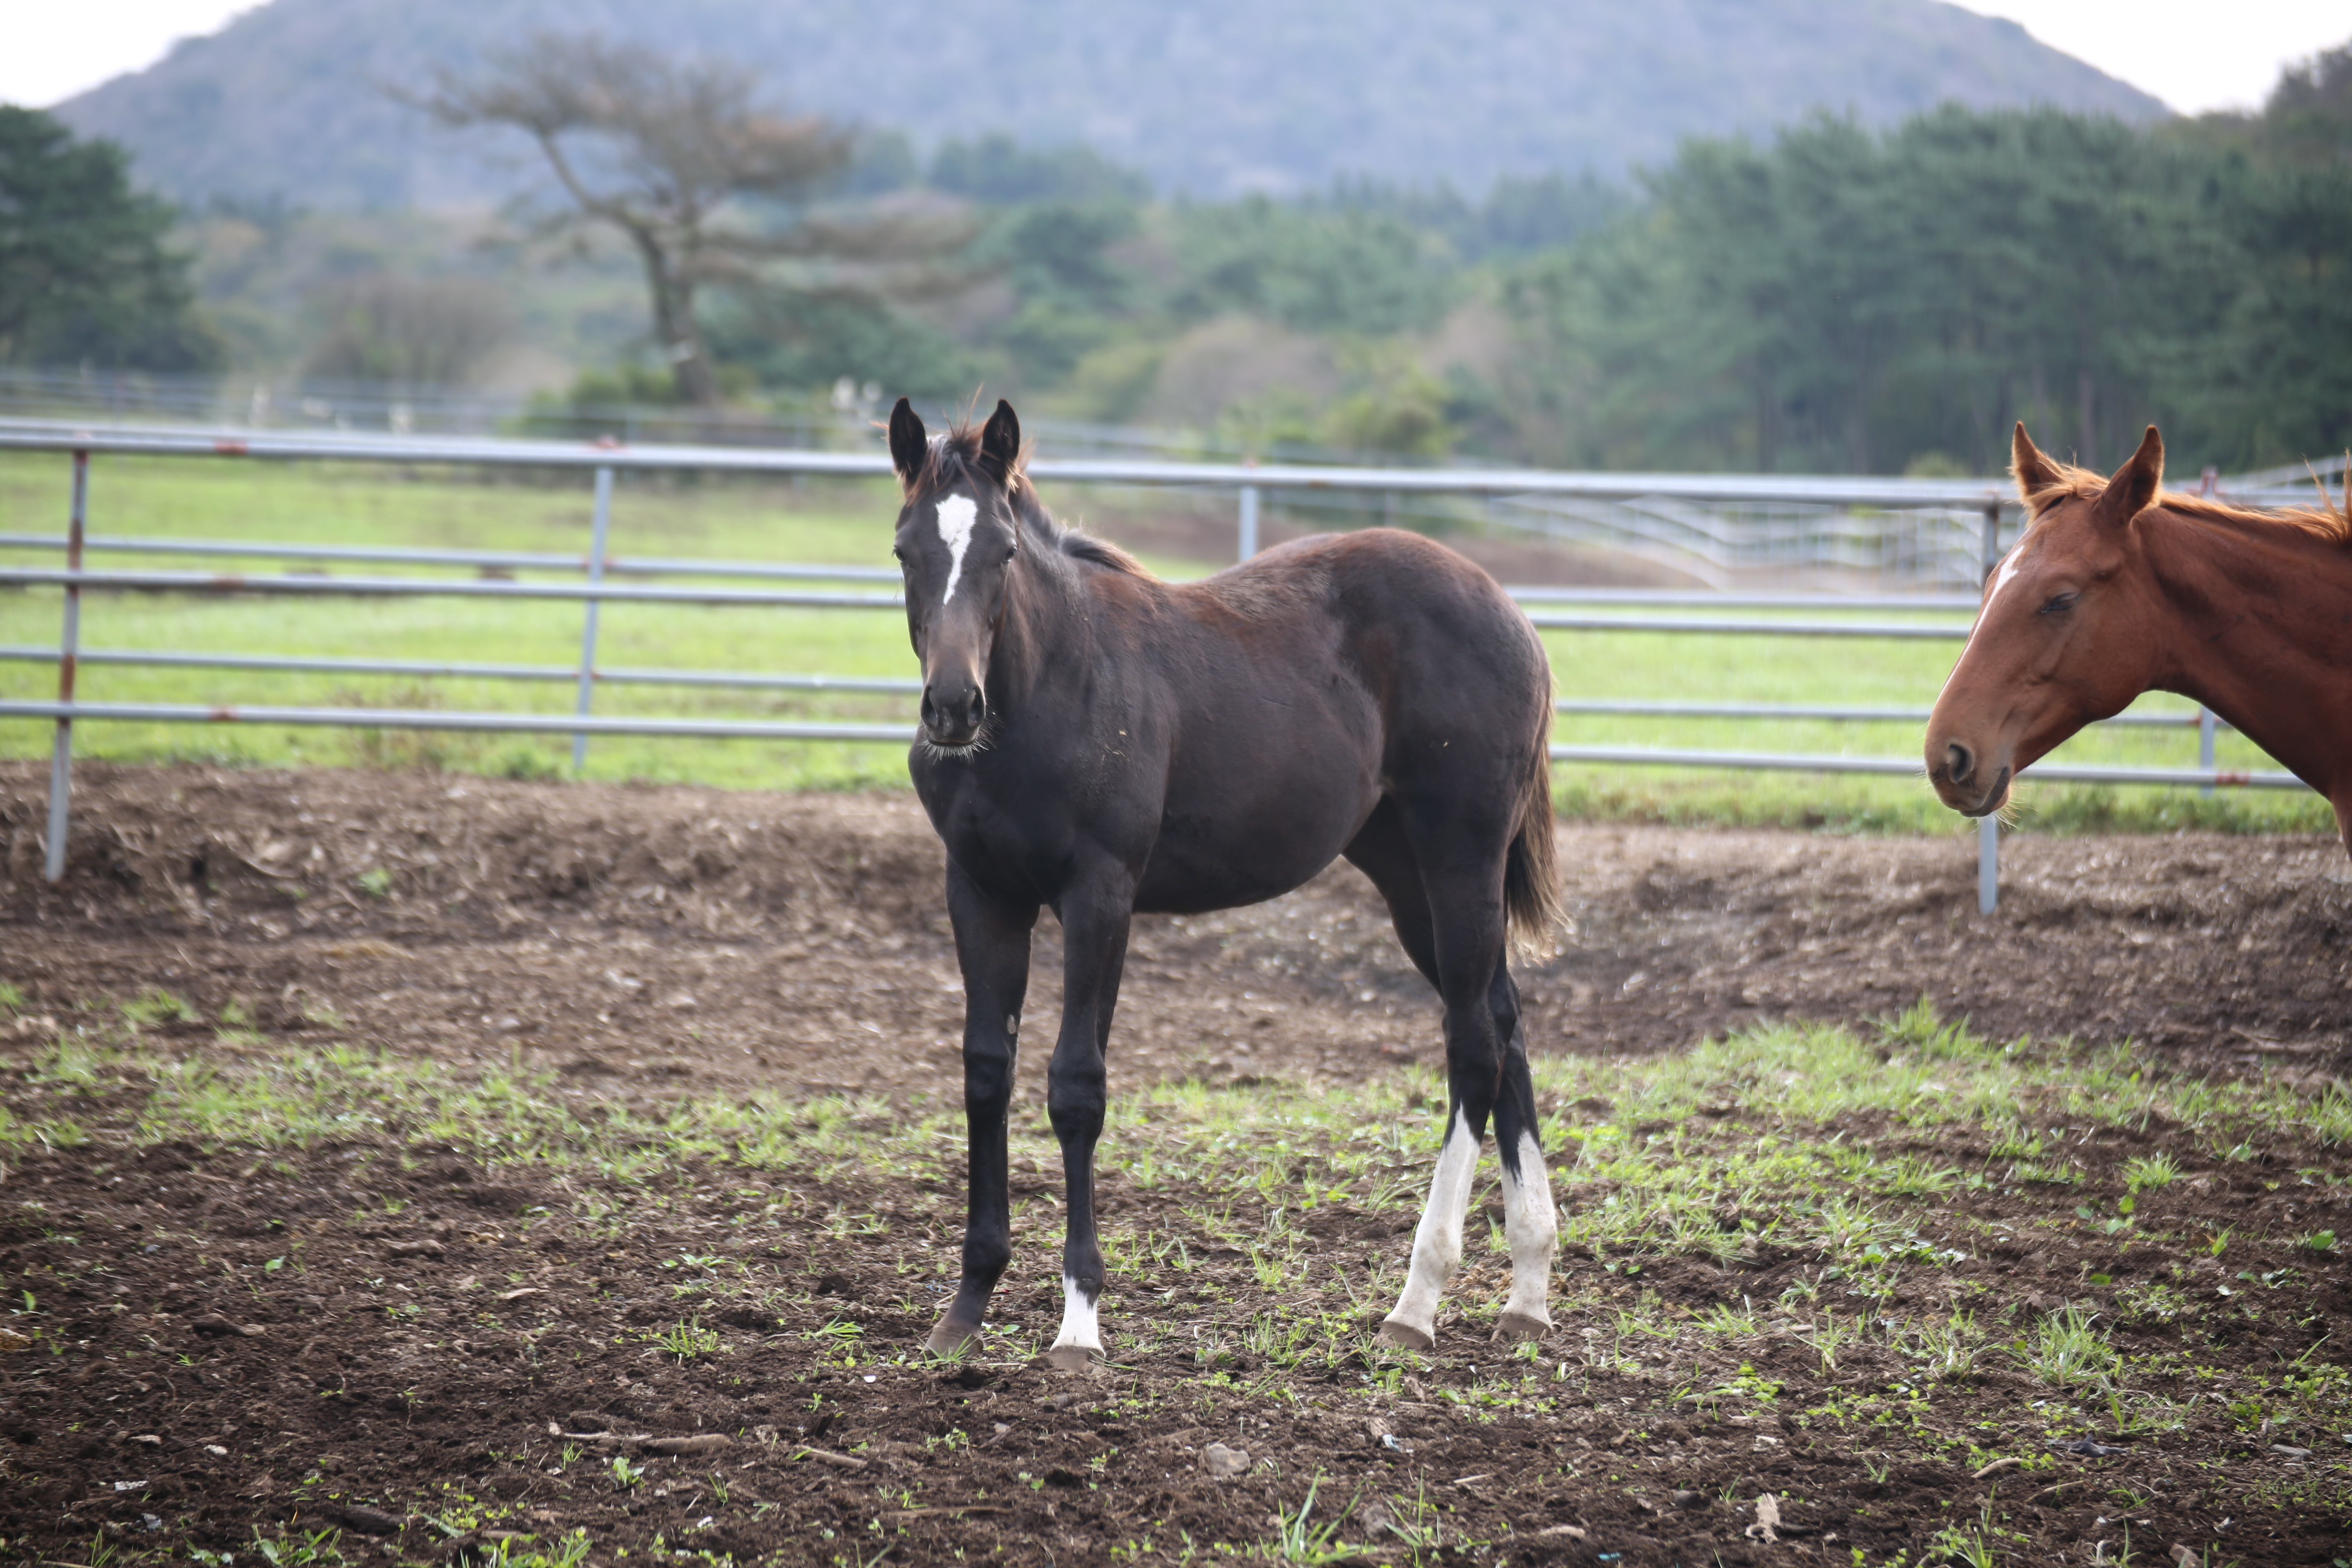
[409,36,962,405]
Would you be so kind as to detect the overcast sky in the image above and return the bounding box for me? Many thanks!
[0,0,2345,118]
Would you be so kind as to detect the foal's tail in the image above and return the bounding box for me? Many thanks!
[1503,706,1566,956]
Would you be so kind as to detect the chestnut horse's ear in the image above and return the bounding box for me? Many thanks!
[2094,425,2164,530]
[2011,422,2062,504]
[976,399,1022,491]
[889,398,927,488]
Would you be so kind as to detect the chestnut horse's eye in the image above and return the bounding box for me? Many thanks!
[2039,592,2078,615]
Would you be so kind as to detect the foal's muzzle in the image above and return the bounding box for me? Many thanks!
[921,679,988,748]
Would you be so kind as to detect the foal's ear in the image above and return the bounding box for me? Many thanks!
[2095,425,2164,530]
[976,399,1022,490]
[889,397,927,488]
[2011,422,2063,504]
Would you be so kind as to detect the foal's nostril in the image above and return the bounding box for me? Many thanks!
[921,683,984,740]
[1946,742,1974,784]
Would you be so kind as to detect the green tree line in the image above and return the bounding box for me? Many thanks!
[7,36,2348,476]
[782,51,2350,474]
[1508,87,2352,474]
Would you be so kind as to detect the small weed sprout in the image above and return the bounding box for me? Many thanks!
[1270,1472,1359,1562]
[610,1453,643,1490]
[2024,1307,2120,1392]
[249,1526,347,1567]
[650,1319,724,1362]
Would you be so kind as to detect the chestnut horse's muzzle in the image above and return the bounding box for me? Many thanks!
[1928,735,2010,817]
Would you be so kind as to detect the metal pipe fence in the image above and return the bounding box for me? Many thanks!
[0,417,2311,911]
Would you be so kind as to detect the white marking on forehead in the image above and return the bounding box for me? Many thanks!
[934,493,978,606]
[1982,532,2031,615]
[1940,527,2037,699]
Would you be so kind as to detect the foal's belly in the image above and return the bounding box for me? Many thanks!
[1130,764,1378,914]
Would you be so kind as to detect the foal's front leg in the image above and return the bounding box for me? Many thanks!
[1044,874,1134,1370]
[928,865,1038,1358]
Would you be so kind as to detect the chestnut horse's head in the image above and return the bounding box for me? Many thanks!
[1924,422,2169,817]
[888,397,1027,753]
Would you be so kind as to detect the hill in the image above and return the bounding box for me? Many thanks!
[54,0,2168,209]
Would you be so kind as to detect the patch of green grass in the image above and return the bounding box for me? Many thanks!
[2023,1307,2120,1393]
[16,996,2352,1548]
[646,1319,726,1362]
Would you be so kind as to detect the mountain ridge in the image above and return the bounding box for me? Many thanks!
[53,0,2170,209]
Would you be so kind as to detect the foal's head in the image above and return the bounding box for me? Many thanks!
[1924,422,2168,817]
[889,397,1028,753]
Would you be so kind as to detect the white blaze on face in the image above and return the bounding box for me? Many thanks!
[935,493,979,606]
[1941,529,2036,699]
[1050,1272,1102,1356]
[1497,1129,1557,1330]
[1384,1106,1481,1343]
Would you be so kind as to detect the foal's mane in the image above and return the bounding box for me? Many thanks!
[2018,454,2352,549]
[906,419,1149,578]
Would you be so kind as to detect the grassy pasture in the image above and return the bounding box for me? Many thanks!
[0,450,2330,833]
[4,991,2349,1562]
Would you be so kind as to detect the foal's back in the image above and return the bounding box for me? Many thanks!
[1174,528,1546,752]
[1096,528,1550,912]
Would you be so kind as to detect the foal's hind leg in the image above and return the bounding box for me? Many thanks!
[929,864,1038,1358]
[1348,803,1516,1350]
[1486,964,1557,1340]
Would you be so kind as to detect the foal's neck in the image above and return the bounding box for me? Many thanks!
[991,497,1098,688]
[2144,507,2352,813]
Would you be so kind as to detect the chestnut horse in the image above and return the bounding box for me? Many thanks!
[887,398,1563,1367]
[1927,422,2352,851]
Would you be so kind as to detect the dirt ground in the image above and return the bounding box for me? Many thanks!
[4,763,2349,1102]
[4,765,2352,1565]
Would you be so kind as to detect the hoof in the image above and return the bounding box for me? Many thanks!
[1376,1317,1434,1351]
[1495,1311,1551,1343]
[926,1320,980,1359]
[1042,1343,1100,1372]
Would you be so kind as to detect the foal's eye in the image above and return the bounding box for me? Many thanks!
[891,546,906,563]
[2038,592,2078,615]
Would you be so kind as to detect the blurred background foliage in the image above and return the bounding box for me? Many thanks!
[3,37,2348,475]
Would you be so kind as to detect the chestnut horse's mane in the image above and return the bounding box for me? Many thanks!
[2017,454,2352,550]
[908,417,1147,577]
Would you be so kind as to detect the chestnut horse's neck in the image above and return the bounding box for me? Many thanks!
[2137,504,2352,819]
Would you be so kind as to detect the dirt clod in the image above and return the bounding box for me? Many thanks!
[1203,1442,1250,1480]
[792,1446,868,1470]
[328,1504,405,1536]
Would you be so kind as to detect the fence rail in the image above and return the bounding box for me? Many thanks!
[0,415,2312,911]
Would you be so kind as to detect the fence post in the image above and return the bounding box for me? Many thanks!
[572,464,615,772]
[1238,483,1260,562]
[44,450,88,883]
[1977,501,2002,915]
[2196,457,2221,796]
